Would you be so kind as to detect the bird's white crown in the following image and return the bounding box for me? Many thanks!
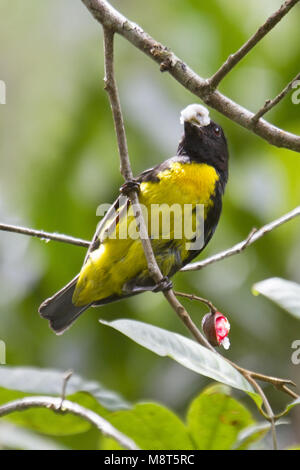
[180,103,210,127]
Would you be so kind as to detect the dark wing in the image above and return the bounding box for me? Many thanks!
[136,156,190,183]
[83,194,127,263]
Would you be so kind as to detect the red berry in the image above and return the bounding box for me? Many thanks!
[202,311,230,349]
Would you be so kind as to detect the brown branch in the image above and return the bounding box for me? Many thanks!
[103,27,162,283]
[81,0,300,153]
[181,206,300,272]
[0,223,90,248]
[245,375,278,450]
[1,208,299,277]
[102,27,214,353]
[174,290,218,314]
[0,396,138,450]
[208,0,299,90]
[103,28,132,181]
[252,71,300,122]
[58,369,73,410]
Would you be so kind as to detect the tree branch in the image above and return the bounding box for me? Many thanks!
[102,27,214,352]
[81,0,300,153]
[181,206,300,272]
[245,374,277,450]
[103,27,163,283]
[252,71,300,122]
[0,396,138,450]
[1,208,299,274]
[208,0,299,90]
[0,223,90,248]
[174,290,218,314]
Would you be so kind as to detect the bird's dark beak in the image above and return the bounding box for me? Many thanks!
[184,120,204,139]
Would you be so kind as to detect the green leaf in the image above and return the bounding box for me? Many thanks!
[187,384,253,450]
[234,420,289,450]
[101,319,255,394]
[99,436,124,450]
[0,367,130,436]
[0,366,130,411]
[0,402,91,436]
[277,397,300,418]
[107,403,195,450]
[252,277,300,319]
[246,391,263,413]
[0,422,68,450]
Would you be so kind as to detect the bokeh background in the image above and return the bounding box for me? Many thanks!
[0,0,300,449]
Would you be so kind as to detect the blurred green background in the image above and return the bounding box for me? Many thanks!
[0,0,300,449]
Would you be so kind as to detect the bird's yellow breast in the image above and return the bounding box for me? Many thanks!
[140,161,219,206]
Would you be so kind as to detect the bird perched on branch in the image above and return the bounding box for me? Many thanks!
[39,104,229,334]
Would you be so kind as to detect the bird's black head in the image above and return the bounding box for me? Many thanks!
[177,104,229,189]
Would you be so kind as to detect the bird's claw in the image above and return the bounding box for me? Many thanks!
[153,276,173,293]
[120,179,140,196]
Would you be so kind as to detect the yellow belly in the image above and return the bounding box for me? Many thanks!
[73,162,219,306]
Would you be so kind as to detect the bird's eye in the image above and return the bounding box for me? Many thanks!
[214,126,221,137]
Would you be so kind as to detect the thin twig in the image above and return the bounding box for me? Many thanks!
[181,206,300,272]
[0,208,299,272]
[208,0,299,90]
[252,71,300,122]
[81,0,300,152]
[0,396,138,450]
[174,290,218,314]
[245,375,278,450]
[59,369,73,410]
[280,384,299,400]
[103,28,132,181]
[103,27,162,282]
[102,26,214,352]
[163,289,216,351]
[0,223,90,248]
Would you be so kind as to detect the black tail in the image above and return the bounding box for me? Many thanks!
[38,276,91,335]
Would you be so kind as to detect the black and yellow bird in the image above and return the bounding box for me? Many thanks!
[39,104,229,334]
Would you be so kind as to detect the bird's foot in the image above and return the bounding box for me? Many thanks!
[120,179,140,196]
[153,276,173,293]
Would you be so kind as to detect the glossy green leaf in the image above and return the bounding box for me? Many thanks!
[253,277,300,319]
[101,319,255,394]
[107,402,194,450]
[99,436,124,450]
[187,384,253,450]
[0,366,130,411]
[0,401,91,436]
[234,420,289,450]
[0,422,68,450]
[0,367,130,436]
[277,397,300,418]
